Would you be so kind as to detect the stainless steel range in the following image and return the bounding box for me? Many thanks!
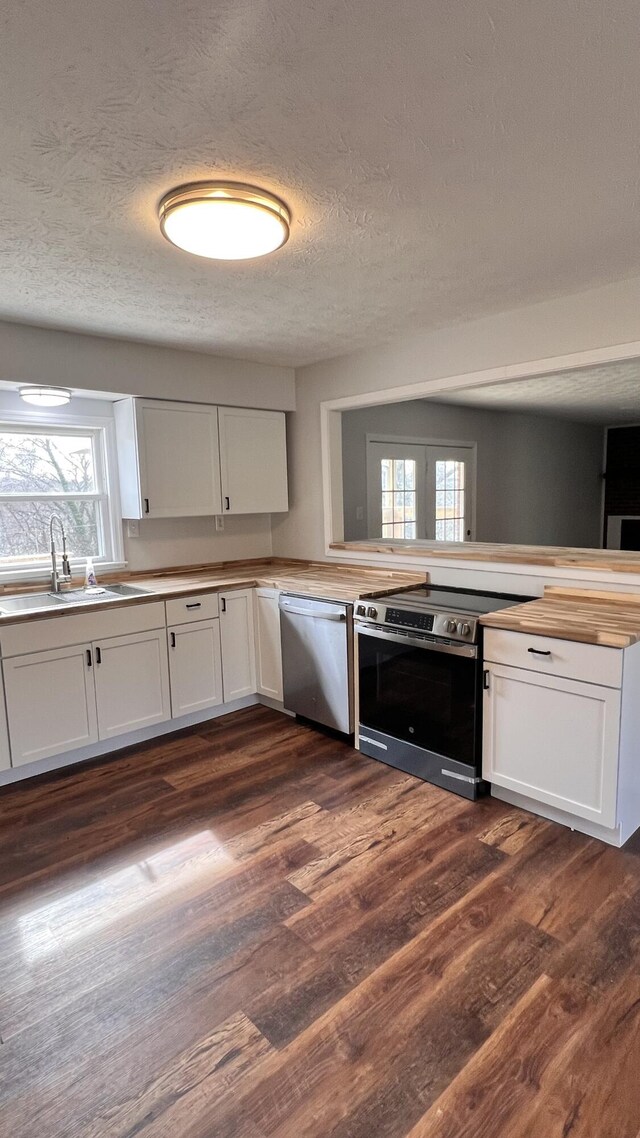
[355,585,531,799]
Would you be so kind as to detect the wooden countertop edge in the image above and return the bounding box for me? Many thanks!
[330,541,640,574]
[0,559,427,626]
[480,612,638,649]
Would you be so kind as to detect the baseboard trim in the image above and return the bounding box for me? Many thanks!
[491,785,624,847]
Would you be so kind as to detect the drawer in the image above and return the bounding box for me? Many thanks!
[483,627,622,689]
[165,592,219,625]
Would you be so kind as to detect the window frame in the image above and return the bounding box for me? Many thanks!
[0,407,124,583]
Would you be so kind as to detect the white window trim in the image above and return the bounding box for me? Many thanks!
[0,407,125,584]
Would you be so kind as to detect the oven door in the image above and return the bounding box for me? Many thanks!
[357,624,479,767]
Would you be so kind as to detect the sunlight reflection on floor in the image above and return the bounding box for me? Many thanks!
[18,830,232,964]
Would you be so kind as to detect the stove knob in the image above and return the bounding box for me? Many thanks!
[356,604,367,616]
[367,606,378,619]
[458,621,471,637]
[446,618,458,634]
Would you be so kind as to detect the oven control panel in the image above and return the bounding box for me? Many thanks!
[384,607,435,632]
[355,599,478,643]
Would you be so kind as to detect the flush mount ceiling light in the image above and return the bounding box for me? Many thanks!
[158,181,290,260]
[19,385,71,407]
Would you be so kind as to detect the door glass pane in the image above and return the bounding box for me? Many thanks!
[434,460,465,541]
[379,458,417,538]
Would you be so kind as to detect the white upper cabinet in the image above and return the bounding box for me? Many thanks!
[114,399,222,519]
[218,407,288,515]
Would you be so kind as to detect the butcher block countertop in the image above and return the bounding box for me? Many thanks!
[481,586,640,649]
[0,559,427,624]
[330,540,640,574]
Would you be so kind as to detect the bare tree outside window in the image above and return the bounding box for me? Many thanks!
[0,430,103,567]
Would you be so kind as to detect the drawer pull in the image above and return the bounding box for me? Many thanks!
[528,648,552,656]
[185,602,202,610]
[170,632,176,648]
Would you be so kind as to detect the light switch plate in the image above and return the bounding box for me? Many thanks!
[215,516,224,531]
[127,520,140,538]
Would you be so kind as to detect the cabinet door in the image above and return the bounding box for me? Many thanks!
[168,619,223,718]
[218,407,288,514]
[220,590,256,702]
[115,399,222,518]
[3,645,98,766]
[0,673,9,771]
[93,630,171,740]
[254,588,283,701]
[483,664,620,828]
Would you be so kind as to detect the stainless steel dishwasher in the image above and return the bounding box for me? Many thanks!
[279,593,354,734]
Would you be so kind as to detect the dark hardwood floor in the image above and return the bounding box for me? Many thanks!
[1,704,640,1137]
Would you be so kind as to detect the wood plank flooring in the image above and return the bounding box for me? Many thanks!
[1,705,640,1138]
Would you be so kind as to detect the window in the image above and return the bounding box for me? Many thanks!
[0,421,122,576]
[381,457,417,538]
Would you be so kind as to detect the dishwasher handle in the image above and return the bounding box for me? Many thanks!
[280,604,346,622]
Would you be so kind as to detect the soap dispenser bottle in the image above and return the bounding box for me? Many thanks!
[85,557,98,588]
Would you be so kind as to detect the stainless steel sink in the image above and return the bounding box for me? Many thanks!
[0,582,152,616]
[0,593,68,615]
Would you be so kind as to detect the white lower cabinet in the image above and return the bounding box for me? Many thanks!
[168,618,223,718]
[93,630,171,740]
[482,627,640,845]
[4,644,99,766]
[254,588,283,701]
[220,590,256,702]
[483,662,621,829]
[0,673,10,772]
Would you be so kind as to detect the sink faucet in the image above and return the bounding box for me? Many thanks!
[49,514,72,592]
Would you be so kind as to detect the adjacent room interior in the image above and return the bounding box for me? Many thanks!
[2,4,640,1137]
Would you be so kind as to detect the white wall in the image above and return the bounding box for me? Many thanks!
[341,400,603,547]
[272,274,640,565]
[0,388,274,574]
[0,320,295,410]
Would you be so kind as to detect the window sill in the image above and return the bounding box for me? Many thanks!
[0,562,128,590]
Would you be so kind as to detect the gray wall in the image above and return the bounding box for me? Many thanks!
[272,274,640,565]
[341,399,603,547]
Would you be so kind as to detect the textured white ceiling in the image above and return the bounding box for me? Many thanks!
[2,1,640,366]
[438,361,640,424]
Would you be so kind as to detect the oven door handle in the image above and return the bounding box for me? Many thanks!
[355,621,477,659]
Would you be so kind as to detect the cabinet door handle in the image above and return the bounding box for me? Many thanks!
[144,498,150,514]
[185,602,201,610]
[483,669,490,690]
[224,496,230,511]
[86,649,92,668]
[528,648,551,656]
[221,597,227,613]
[170,632,176,648]
[96,646,102,664]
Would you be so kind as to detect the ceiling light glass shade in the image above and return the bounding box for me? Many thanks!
[19,385,71,407]
[158,182,290,260]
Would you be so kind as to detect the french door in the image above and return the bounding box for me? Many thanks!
[367,439,474,541]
